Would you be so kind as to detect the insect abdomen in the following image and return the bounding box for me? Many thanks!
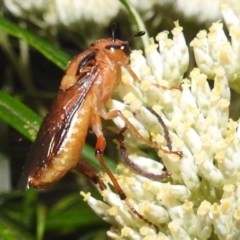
[29,98,92,188]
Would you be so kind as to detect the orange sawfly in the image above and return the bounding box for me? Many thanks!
[19,26,181,230]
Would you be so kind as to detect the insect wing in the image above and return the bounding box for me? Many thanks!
[18,72,96,189]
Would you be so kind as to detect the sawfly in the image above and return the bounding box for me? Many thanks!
[19,26,182,230]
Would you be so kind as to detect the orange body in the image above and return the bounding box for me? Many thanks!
[20,37,132,189]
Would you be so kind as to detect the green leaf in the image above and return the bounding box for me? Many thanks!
[36,204,47,240]
[0,212,35,240]
[46,200,106,234]
[0,16,71,70]
[0,90,42,142]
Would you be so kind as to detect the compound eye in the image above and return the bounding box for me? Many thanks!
[105,43,131,56]
[121,44,130,56]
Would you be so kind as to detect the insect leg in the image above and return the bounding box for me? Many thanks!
[122,63,182,90]
[75,159,106,191]
[119,126,171,180]
[101,109,182,157]
[114,63,181,156]
[91,110,159,231]
[145,107,173,151]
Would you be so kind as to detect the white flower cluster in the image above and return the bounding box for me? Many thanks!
[191,5,240,93]
[4,0,240,27]
[80,8,240,240]
[3,0,155,26]
[174,0,240,23]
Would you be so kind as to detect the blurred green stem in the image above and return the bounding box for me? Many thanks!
[119,0,149,48]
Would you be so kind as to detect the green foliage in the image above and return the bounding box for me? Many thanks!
[0,17,71,70]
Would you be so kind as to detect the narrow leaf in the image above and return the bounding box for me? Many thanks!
[0,91,41,141]
[0,17,70,70]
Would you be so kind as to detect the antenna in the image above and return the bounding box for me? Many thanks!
[128,31,145,42]
[111,23,117,41]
